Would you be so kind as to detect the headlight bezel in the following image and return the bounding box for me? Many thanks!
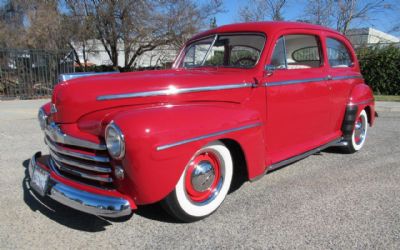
[38,108,48,130]
[105,122,125,160]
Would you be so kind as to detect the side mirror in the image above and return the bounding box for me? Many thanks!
[264,64,276,77]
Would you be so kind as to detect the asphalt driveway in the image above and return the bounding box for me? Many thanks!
[0,99,399,249]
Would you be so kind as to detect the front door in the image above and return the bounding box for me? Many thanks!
[264,32,332,164]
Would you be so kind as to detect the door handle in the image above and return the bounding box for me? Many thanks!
[326,75,333,80]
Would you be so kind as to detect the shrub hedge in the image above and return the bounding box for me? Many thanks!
[357,45,400,95]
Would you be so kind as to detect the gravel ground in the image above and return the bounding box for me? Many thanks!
[0,99,399,249]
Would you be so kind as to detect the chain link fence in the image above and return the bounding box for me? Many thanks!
[0,49,74,99]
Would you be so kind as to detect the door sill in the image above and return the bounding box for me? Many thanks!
[250,136,345,182]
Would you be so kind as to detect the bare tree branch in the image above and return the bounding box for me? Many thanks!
[238,0,287,22]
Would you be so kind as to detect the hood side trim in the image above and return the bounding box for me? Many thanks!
[97,83,253,101]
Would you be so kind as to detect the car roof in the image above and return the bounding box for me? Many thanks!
[189,21,341,42]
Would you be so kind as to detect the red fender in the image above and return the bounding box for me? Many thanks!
[106,103,266,205]
[348,83,376,126]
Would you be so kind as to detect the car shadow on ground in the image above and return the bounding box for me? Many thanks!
[22,159,181,230]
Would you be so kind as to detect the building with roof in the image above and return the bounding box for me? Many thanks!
[346,28,400,47]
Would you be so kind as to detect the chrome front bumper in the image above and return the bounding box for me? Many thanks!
[29,152,132,218]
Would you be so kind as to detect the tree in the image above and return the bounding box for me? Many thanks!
[335,0,388,34]
[303,0,334,26]
[63,0,223,71]
[301,0,391,35]
[0,0,68,50]
[62,1,98,70]
[238,0,287,22]
[24,0,67,50]
[0,0,26,48]
[210,17,217,29]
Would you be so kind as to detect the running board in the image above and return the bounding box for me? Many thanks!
[267,137,344,173]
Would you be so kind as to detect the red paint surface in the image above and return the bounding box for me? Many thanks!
[37,22,375,207]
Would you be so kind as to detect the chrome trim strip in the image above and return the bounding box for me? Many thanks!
[332,75,363,81]
[265,75,363,87]
[201,34,218,65]
[265,77,325,87]
[50,158,113,183]
[97,83,253,101]
[59,71,119,82]
[45,122,106,150]
[157,122,263,151]
[49,149,112,173]
[45,137,110,163]
[349,99,374,106]
[267,137,343,172]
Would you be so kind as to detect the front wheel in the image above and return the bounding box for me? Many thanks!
[162,141,233,222]
[345,109,368,153]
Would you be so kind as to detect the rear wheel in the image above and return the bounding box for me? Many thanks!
[345,109,368,153]
[162,141,233,222]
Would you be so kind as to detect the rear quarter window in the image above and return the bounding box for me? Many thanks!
[326,38,353,68]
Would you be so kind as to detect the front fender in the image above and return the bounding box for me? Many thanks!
[111,103,265,205]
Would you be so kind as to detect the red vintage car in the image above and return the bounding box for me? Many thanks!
[30,22,375,222]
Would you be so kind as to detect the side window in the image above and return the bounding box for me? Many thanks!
[271,37,286,69]
[270,35,322,69]
[326,38,353,67]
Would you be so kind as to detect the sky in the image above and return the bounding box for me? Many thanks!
[209,0,399,37]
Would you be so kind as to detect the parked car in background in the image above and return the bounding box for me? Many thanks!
[29,22,375,222]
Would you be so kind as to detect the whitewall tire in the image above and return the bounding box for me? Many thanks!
[346,109,368,153]
[162,141,233,222]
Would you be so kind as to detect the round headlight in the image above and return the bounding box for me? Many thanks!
[38,108,47,130]
[105,122,125,160]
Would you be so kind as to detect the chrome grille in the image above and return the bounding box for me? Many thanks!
[44,123,114,188]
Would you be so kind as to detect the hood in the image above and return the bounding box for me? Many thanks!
[52,68,256,123]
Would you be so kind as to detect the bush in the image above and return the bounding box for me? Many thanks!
[357,45,400,95]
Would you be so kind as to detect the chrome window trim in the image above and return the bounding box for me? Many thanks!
[176,32,267,69]
[201,34,218,65]
[157,122,263,151]
[97,82,253,101]
[45,137,110,163]
[45,122,106,150]
[49,149,112,173]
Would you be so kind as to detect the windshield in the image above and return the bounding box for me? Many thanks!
[177,33,266,69]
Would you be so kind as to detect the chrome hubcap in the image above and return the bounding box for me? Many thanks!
[185,151,222,203]
[191,161,216,192]
[354,116,366,145]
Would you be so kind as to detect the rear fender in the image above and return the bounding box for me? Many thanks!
[111,103,266,205]
[348,83,376,126]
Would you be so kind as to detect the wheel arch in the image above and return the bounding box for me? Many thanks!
[220,138,249,186]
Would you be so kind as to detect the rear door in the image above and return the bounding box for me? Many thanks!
[264,30,332,164]
[323,34,362,133]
